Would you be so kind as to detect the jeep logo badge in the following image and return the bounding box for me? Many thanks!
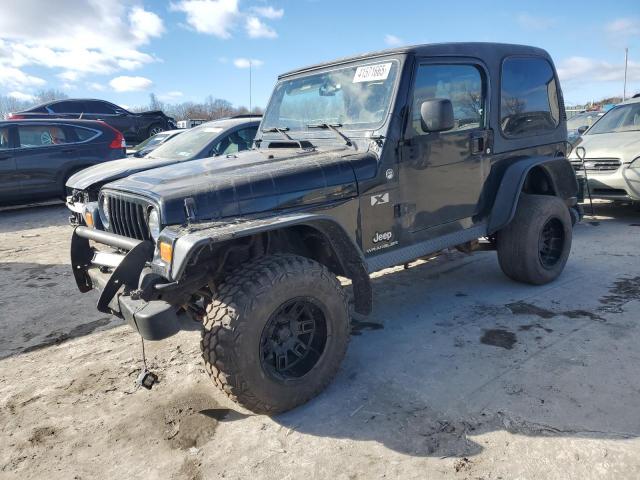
[370,192,390,206]
[372,231,393,243]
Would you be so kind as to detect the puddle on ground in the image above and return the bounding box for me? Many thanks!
[506,301,604,321]
[351,319,384,336]
[600,276,640,313]
[480,329,517,350]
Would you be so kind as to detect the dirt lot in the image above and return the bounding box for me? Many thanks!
[1,202,640,479]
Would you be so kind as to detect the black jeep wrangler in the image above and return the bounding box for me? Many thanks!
[71,43,579,414]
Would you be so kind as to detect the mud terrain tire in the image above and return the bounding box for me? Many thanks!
[201,254,350,414]
[497,194,572,285]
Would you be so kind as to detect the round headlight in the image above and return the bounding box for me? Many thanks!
[99,194,110,229]
[147,208,161,241]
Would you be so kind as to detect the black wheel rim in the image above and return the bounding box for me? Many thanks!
[538,217,565,268]
[150,127,163,136]
[260,298,328,382]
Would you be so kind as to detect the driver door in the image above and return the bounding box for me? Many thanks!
[399,60,491,232]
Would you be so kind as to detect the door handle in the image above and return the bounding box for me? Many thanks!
[471,130,492,155]
[62,149,76,154]
[0,155,11,161]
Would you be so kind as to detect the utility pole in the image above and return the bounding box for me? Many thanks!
[623,48,628,101]
[249,60,252,113]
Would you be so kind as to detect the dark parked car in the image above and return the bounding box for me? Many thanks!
[0,119,125,204]
[6,99,176,144]
[126,129,184,158]
[70,43,578,414]
[66,116,260,225]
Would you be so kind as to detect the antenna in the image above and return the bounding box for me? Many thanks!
[249,60,252,113]
[623,48,628,101]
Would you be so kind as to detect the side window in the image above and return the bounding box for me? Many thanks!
[87,101,116,114]
[50,101,85,114]
[73,127,100,142]
[501,57,560,137]
[0,127,10,149]
[411,64,484,136]
[214,127,258,155]
[18,125,68,148]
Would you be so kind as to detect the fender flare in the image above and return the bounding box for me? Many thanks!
[487,155,576,234]
[169,213,372,315]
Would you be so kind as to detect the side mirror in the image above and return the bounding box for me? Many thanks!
[577,125,589,134]
[420,99,454,132]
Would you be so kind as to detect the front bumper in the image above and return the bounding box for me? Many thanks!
[71,226,187,340]
[577,165,640,201]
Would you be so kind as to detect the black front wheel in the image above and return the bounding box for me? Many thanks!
[201,254,350,414]
[496,194,572,285]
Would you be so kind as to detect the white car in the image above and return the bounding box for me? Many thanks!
[569,97,640,202]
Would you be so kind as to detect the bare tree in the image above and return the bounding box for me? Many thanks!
[34,89,68,103]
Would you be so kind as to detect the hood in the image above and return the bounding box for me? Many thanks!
[569,132,640,163]
[104,147,375,225]
[66,155,187,190]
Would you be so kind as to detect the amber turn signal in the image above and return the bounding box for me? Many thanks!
[84,212,94,228]
[159,241,173,263]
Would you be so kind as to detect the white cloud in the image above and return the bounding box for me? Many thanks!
[384,34,403,47]
[557,56,640,84]
[605,18,640,36]
[516,13,556,30]
[109,76,153,92]
[233,58,264,69]
[246,16,277,39]
[57,70,81,82]
[129,7,165,43]
[0,1,164,91]
[171,0,239,39]
[0,65,45,89]
[87,82,106,91]
[8,91,35,102]
[172,0,281,39]
[252,6,283,19]
[159,91,184,101]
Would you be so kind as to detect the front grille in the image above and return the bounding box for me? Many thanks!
[570,158,621,173]
[107,196,151,241]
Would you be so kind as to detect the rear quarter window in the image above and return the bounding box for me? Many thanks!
[73,126,101,142]
[500,56,560,137]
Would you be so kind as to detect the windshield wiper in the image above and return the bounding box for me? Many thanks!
[261,127,309,150]
[306,123,357,150]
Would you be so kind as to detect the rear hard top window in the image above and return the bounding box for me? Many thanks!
[500,56,560,137]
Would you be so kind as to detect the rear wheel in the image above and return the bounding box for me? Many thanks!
[497,194,572,285]
[147,124,164,138]
[201,254,350,414]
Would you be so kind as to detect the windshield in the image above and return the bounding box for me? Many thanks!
[567,112,601,130]
[149,125,223,159]
[587,103,640,134]
[262,60,399,132]
[133,132,172,150]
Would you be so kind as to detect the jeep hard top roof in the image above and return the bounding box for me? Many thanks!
[279,42,549,79]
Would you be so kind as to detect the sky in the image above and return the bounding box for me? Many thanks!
[0,0,638,110]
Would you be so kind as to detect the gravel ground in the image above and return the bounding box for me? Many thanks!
[1,201,639,480]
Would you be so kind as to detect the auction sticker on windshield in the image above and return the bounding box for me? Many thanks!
[353,63,392,83]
